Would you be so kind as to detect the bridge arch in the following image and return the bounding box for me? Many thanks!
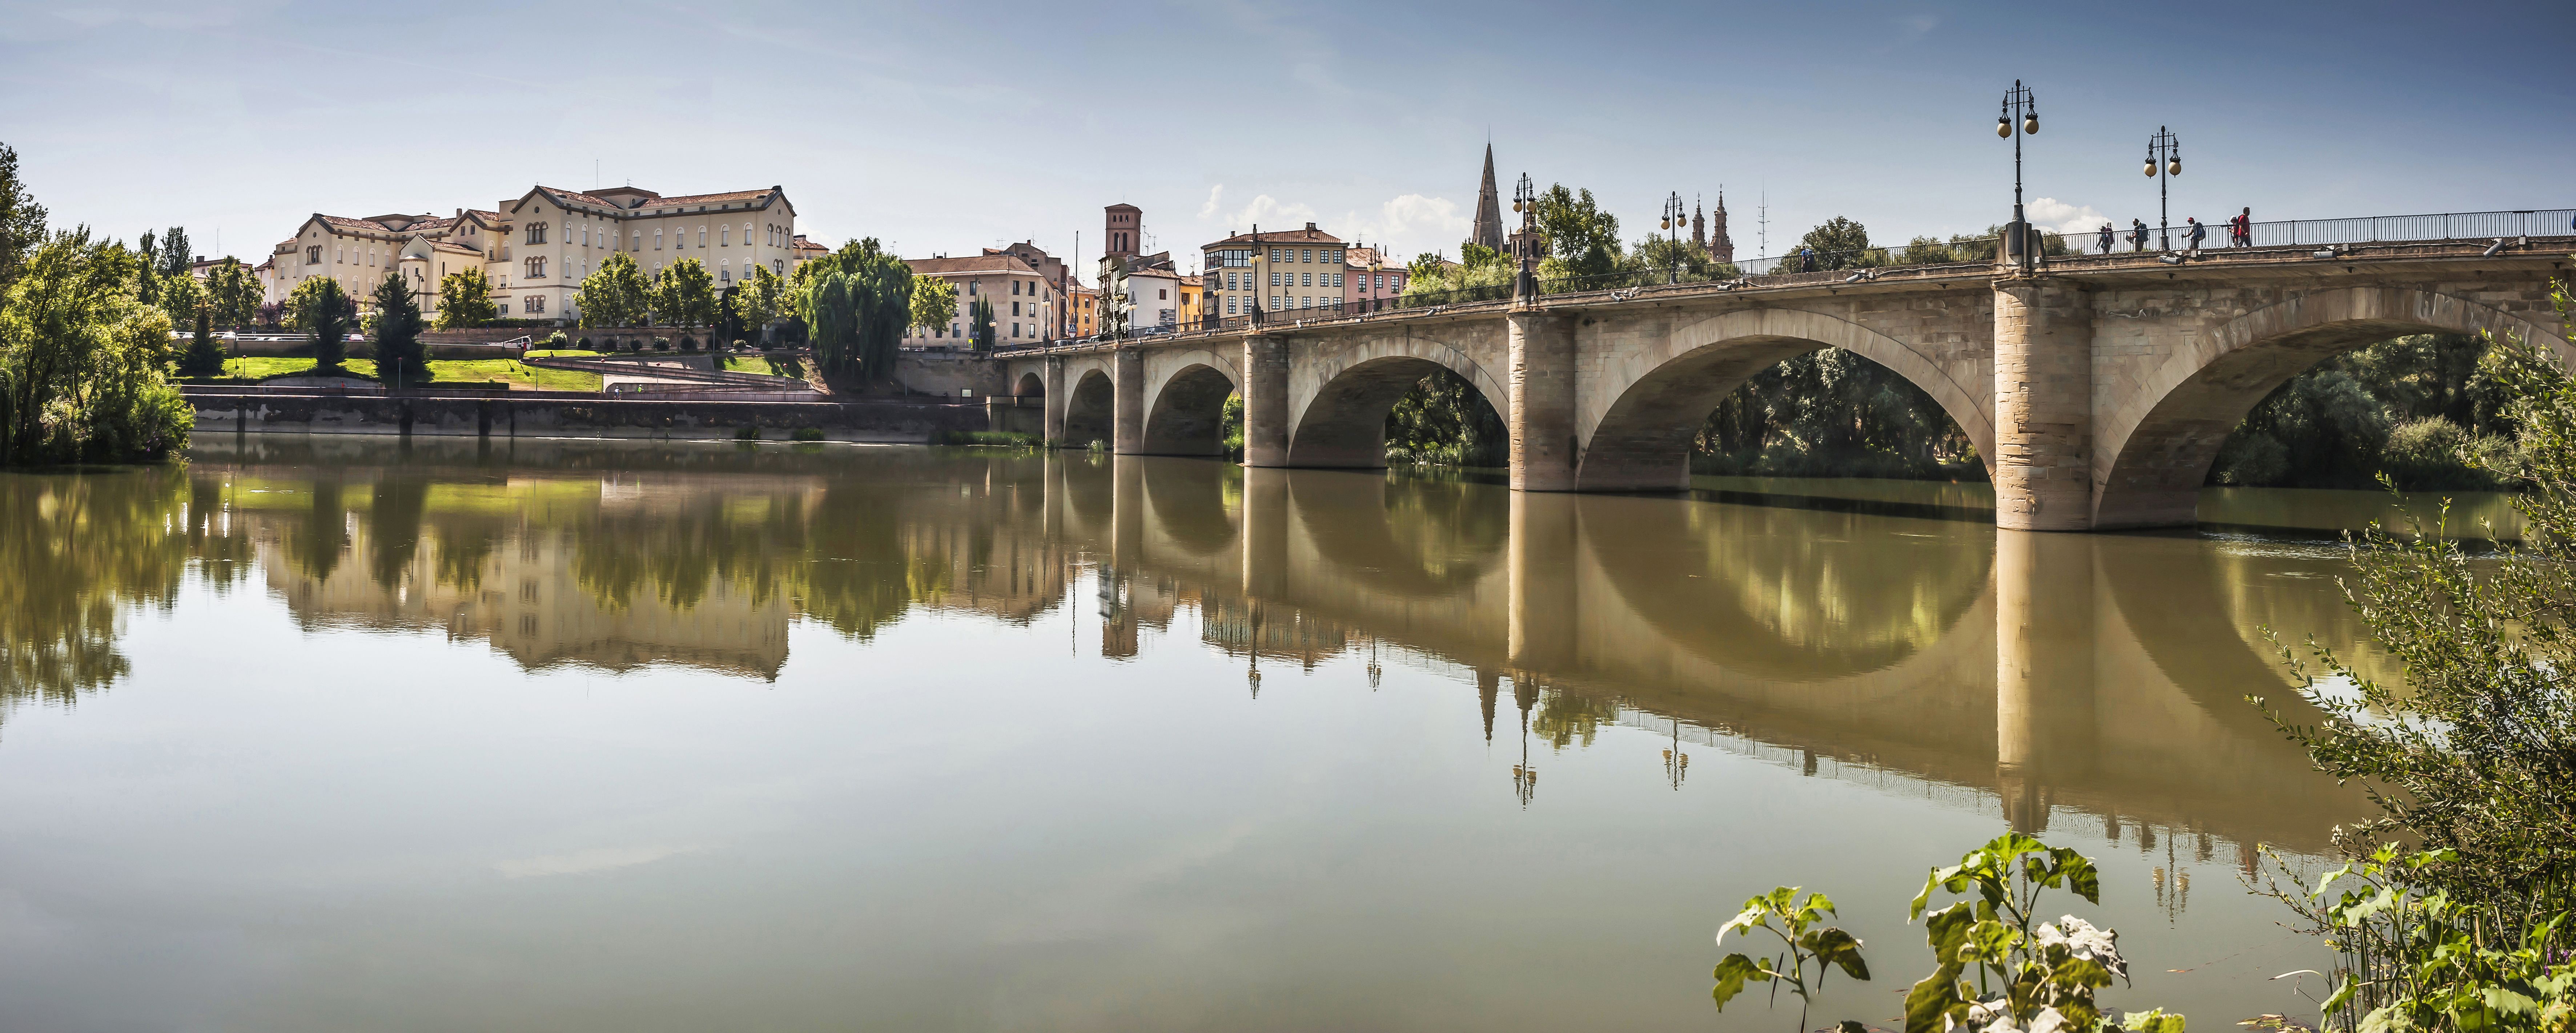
[1576,307,1994,491]
[1013,371,1044,396]
[2093,286,2572,528]
[1062,368,1115,448]
[1140,348,1241,456]
[1287,333,1511,468]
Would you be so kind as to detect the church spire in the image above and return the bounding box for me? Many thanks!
[1711,187,1735,263]
[1470,143,1504,251]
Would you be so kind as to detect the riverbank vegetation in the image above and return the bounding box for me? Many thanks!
[0,143,193,465]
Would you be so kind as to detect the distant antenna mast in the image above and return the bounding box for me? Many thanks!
[1757,190,1770,260]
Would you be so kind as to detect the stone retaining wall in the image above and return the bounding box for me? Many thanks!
[190,394,988,442]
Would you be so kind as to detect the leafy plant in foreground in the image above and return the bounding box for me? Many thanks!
[1713,888,1870,1032]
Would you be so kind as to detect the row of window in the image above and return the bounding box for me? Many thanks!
[530,217,785,253]
[1225,295,1341,313]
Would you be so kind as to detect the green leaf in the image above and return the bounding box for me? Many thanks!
[2477,986,2538,1018]
[1712,953,1768,1011]
[1717,902,1771,947]
[1801,927,1872,981]
[1924,902,1977,964]
[2121,1008,2186,1033]
[1904,971,1970,1033]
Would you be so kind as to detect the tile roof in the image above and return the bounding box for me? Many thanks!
[542,185,780,213]
[907,254,1038,277]
[1203,226,1344,246]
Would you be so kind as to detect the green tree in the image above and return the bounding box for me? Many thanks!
[156,226,190,283]
[290,276,352,370]
[0,229,192,464]
[369,270,427,385]
[205,261,258,329]
[910,276,957,336]
[0,142,46,291]
[436,267,495,330]
[969,296,996,351]
[796,238,911,380]
[656,258,715,328]
[1534,183,1620,277]
[1792,217,1873,271]
[177,300,224,378]
[575,251,649,328]
[739,263,787,341]
[156,270,203,333]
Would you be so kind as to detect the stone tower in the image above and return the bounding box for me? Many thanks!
[1691,200,1707,251]
[1470,144,1504,252]
[1105,203,1142,259]
[1711,190,1735,263]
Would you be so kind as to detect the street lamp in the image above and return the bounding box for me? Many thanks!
[1660,191,1687,284]
[2144,126,2183,253]
[1994,79,2041,273]
[1512,173,1538,299]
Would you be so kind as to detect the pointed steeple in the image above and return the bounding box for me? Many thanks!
[1471,143,1504,251]
[1692,198,1707,251]
[1711,187,1735,263]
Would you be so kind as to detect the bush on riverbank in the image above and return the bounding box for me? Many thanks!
[0,228,193,465]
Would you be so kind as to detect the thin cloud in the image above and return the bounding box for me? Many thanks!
[2026,197,2112,235]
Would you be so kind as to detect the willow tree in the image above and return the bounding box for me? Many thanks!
[797,238,912,381]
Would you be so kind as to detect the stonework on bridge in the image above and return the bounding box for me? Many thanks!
[1002,240,2572,530]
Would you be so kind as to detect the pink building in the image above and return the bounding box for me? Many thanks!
[1343,244,1407,310]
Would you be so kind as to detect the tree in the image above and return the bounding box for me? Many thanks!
[795,238,912,380]
[656,258,715,328]
[739,263,787,340]
[910,276,957,337]
[436,267,495,329]
[290,276,351,370]
[1534,183,1621,278]
[156,226,190,283]
[969,296,996,351]
[177,300,224,378]
[205,261,258,329]
[156,271,203,335]
[0,229,192,464]
[369,270,427,385]
[0,142,49,292]
[574,251,649,328]
[1793,217,1873,271]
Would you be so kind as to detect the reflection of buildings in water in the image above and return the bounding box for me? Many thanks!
[256,516,792,680]
[1197,595,1350,670]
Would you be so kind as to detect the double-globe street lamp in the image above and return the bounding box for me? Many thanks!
[1996,80,2040,273]
[1660,191,1687,284]
[1511,172,1539,299]
[2144,126,2183,253]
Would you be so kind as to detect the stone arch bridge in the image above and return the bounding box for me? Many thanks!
[1002,241,2572,530]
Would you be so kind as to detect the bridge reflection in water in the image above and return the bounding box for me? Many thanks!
[0,436,2411,1024]
[15,437,2366,859]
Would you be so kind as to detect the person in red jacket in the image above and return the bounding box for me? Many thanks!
[2231,207,2252,247]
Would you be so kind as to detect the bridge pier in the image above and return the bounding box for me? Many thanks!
[1509,310,1579,492]
[1508,491,1579,670]
[1043,356,1066,443]
[1241,332,1290,467]
[1112,347,1145,455]
[1993,277,2096,531]
[1242,467,1289,598]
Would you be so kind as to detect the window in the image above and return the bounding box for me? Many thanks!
[526,295,545,314]
[742,222,751,244]
[719,226,729,246]
[526,257,546,278]
[1010,301,1019,316]
[581,226,589,246]
[654,229,663,250]
[526,222,547,245]
[1158,288,1167,300]
[499,302,510,315]
[967,281,977,295]
[1302,296,1313,308]
[697,226,706,247]
[773,259,784,274]
[306,246,322,265]
[1269,271,1279,287]
[1012,323,1021,338]
[1226,296,1238,314]
[335,245,343,263]
[1010,281,1020,295]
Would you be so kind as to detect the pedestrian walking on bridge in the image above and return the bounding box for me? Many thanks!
[2097,223,2114,254]
[2231,207,2252,247]
[2130,218,2149,253]
[2186,217,2207,257]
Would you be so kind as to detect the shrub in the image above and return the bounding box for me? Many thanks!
[653,336,671,351]
[679,335,698,351]
[2378,417,2495,490]
[732,339,748,351]
[791,427,824,441]
[2212,431,2291,486]
[576,335,592,349]
[542,330,569,348]
[734,425,760,440]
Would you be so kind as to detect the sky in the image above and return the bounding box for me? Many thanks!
[3,0,2569,279]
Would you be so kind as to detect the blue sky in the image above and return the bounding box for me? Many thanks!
[3,0,2568,276]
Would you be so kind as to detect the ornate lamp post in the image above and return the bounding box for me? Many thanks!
[2143,126,2182,253]
[1995,80,2041,273]
[1511,173,1538,299]
[1660,191,1687,284]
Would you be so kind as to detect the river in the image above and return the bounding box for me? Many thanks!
[0,436,2451,1031]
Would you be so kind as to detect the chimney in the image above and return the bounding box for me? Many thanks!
[1305,222,1317,231]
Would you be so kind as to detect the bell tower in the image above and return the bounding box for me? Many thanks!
[1105,204,1142,260]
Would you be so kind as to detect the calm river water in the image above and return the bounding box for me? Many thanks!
[0,436,2446,1031]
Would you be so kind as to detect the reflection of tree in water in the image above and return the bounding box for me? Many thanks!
[288,475,349,584]
[432,518,502,594]
[1588,500,1991,678]
[368,475,431,591]
[1379,477,1508,588]
[1532,687,1621,751]
[0,468,249,724]
[794,484,951,641]
[573,492,793,614]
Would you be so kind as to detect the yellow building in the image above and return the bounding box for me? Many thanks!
[1200,222,1346,319]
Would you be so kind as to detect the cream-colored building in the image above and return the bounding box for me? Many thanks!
[1201,222,1346,319]
[903,253,1060,346]
[265,182,799,324]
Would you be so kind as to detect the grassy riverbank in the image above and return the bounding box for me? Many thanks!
[194,355,603,391]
